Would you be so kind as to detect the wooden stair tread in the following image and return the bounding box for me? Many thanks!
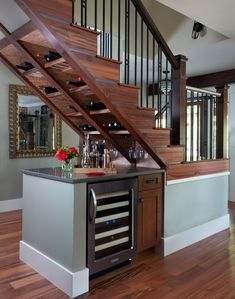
[46,91,61,98]
[70,23,100,35]
[96,55,122,65]
[23,68,43,78]
[66,108,110,117]
[87,130,129,135]
[118,83,140,90]
[137,107,158,111]
[44,57,67,68]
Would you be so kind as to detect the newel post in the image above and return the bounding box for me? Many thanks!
[215,84,229,159]
[171,55,188,145]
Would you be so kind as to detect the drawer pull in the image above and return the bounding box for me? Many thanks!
[139,198,144,203]
[145,178,157,185]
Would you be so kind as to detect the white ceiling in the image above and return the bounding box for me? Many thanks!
[156,0,235,39]
[154,0,235,77]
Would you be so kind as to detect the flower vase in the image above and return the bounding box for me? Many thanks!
[61,159,73,172]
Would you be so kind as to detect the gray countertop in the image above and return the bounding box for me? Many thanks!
[22,166,165,184]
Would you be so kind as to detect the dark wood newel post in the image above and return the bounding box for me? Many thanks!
[215,84,229,159]
[171,54,188,146]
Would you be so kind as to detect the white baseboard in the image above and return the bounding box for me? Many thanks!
[0,198,23,213]
[20,241,89,298]
[163,214,230,256]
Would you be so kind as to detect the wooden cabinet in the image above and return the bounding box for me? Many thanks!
[137,174,163,252]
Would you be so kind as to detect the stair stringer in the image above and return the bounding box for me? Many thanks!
[16,0,167,168]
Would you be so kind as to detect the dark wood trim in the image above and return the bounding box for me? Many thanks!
[131,0,179,69]
[187,68,235,88]
[167,159,229,180]
[216,85,229,159]
[171,55,188,146]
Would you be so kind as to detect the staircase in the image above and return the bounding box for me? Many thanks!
[0,0,229,180]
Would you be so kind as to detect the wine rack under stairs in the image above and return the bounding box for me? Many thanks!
[0,0,229,180]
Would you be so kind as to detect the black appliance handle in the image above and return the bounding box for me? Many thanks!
[89,188,97,223]
[130,188,135,248]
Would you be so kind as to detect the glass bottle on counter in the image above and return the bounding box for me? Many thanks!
[103,149,111,168]
[82,134,90,168]
[90,143,99,168]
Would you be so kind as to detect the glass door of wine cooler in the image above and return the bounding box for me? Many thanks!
[87,178,137,275]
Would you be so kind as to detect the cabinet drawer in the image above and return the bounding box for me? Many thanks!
[138,174,162,191]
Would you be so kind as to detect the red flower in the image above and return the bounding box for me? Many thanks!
[55,146,79,161]
[69,147,78,154]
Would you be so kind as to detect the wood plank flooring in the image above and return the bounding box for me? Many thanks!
[1,204,235,298]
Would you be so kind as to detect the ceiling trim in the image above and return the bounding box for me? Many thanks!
[187,68,235,88]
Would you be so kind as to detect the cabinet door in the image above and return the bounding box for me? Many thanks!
[137,189,162,252]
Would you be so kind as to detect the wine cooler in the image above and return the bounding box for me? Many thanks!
[87,178,137,275]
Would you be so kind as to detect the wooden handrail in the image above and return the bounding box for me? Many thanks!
[131,0,179,70]
[186,85,221,97]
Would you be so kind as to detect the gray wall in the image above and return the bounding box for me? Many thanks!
[0,62,79,201]
[164,175,229,237]
[229,84,235,202]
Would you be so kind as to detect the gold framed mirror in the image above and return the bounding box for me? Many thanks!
[9,84,62,159]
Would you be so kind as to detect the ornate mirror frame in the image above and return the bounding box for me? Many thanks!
[9,84,62,159]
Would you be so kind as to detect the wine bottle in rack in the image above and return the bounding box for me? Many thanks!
[44,50,62,62]
[43,87,58,94]
[86,102,106,111]
[16,61,34,71]
[66,80,86,88]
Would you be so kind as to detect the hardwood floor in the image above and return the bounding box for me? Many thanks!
[1,204,235,299]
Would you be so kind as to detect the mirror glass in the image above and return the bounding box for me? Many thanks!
[9,85,62,158]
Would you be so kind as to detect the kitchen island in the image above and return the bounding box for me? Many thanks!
[21,167,164,297]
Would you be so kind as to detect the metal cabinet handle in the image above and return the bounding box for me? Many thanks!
[145,178,157,185]
[139,198,144,203]
[89,188,97,223]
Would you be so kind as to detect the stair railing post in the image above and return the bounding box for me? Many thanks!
[215,84,229,159]
[171,54,188,145]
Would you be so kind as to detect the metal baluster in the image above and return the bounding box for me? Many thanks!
[185,90,188,161]
[103,0,105,57]
[124,0,127,83]
[134,7,138,86]
[152,37,155,108]
[190,90,194,161]
[146,28,149,108]
[84,0,87,27]
[170,65,173,129]
[110,0,113,59]
[81,0,84,26]
[140,18,143,106]
[72,0,75,24]
[204,93,208,159]
[157,47,162,127]
[127,0,130,84]
[118,0,121,61]
[214,96,217,158]
[209,94,213,159]
[94,0,97,30]
[197,91,200,161]
[165,59,169,127]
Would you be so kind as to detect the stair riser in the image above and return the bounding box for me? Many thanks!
[155,147,185,164]
[40,15,98,56]
[73,52,120,83]
[101,84,139,106]
[23,0,73,23]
